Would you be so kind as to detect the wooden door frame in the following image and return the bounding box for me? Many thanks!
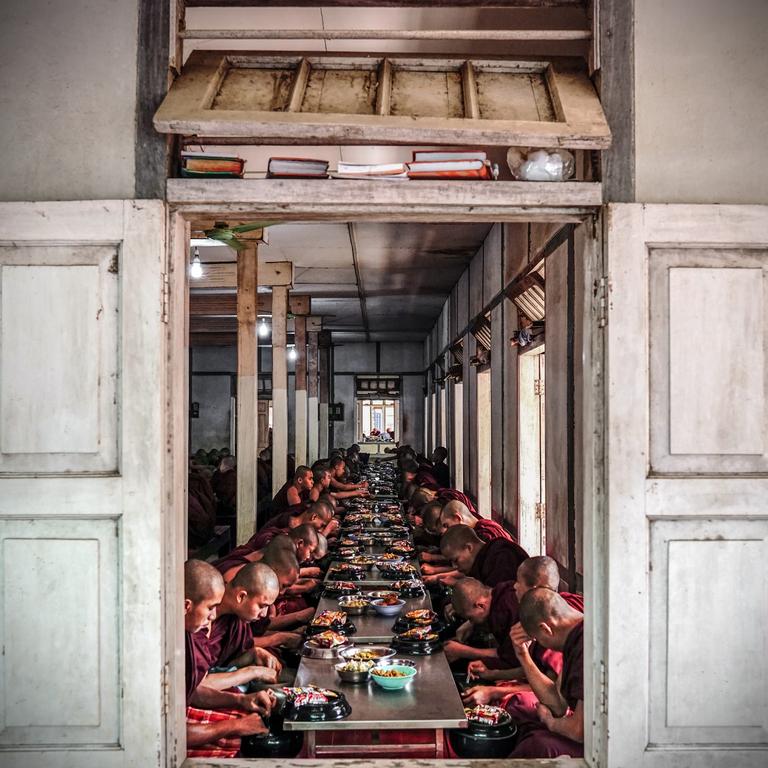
[166,198,605,768]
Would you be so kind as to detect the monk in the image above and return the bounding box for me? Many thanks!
[211,455,237,513]
[442,577,520,665]
[269,465,314,517]
[199,562,283,689]
[507,588,585,758]
[464,556,584,685]
[183,560,274,752]
[438,500,513,543]
[247,502,330,551]
[440,524,529,586]
[329,456,368,495]
[430,446,451,488]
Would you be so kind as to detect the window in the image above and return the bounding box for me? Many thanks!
[356,398,399,442]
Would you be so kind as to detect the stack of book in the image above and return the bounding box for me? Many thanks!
[266,157,329,179]
[406,150,497,180]
[330,162,409,180]
[180,152,245,178]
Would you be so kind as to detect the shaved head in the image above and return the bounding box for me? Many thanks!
[185,559,225,603]
[261,539,301,590]
[439,500,473,530]
[410,487,436,513]
[311,500,334,521]
[519,587,583,641]
[451,577,491,616]
[290,523,320,548]
[229,561,279,595]
[421,501,444,534]
[440,523,482,554]
[518,556,560,591]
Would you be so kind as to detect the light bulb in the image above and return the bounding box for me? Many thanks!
[258,318,269,338]
[288,345,297,361]
[190,247,203,279]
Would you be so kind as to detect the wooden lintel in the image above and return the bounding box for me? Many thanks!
[306,316,323,332]
[193,259,294,289]
[189,292,311,316]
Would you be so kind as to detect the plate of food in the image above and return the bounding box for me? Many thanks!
[281,686,352,722]
[302,630,353,658]
[392,626,442,655]
[323,581,358,597]
[327,564,366,581]
[391,579,425,598]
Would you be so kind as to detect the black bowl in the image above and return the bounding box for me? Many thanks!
[391,635,442,656]
[240,713,304,758]
[322,583,359,598]
[306,619,357,637]
[395,582,425,599]
[447,710,518,759]
[283,691,352,722]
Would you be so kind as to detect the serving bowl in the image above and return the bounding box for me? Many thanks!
[334,659,374,683]
[370,598,406,617]
[370,664,418,690]
[337,594,370,615]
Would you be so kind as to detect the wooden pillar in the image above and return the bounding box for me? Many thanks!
[307,328,319,463]
[236,244,258,542]
[318,332,331,459]
[294,316,308,465]
[271,285,289,492]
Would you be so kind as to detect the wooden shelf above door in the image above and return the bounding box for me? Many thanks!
[155,51,610,149]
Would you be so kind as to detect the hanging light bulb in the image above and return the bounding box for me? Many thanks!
[258,317,269,338]
[288,345,297,361]
[189,247,203,279]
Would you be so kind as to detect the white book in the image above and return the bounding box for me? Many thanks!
[336,162,407,176]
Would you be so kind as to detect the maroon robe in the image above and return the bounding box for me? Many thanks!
[185,629,211,705]
[414,469,440,488]
[211,469,237,508]
[437,488,479,518]
[508,620,584,759]
[206,613,255,667]
[271,482,309,516]
[473,518,514,543]
[251,616,270,637]
[468,537,530,586]
[212,549,252,578]
[243,525,288,553]
[483,581,521,669]
[265,507,303,530]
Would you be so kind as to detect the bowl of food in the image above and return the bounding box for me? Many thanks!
[370,664,418,690]
[366,590,399,601]
[392,626,442,655]
[302,630,352,658]
[370,596,406,617]
[337,595,370,615]
[392,579,425,598]
[448,706,518,758]
[337,645,396,664]
[334,659,374,683]
[323,581,358,598]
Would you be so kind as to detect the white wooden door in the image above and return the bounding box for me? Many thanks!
[0,201,168,768]
[605,204,768,767]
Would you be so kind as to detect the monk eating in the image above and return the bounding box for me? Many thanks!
[268,465,314,519]
[438,500,513,543]
[192,562,281,698]
[329,456,368,495]
[463,556,583,685]
[439,524,529,586]
[442,577,520,665]
[183,560,275,754]
[507,588,585,759]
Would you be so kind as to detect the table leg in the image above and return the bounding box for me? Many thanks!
[305,729,316,758]
[435,728,444,758]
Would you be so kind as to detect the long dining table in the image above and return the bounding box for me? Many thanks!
[283,495,467,758]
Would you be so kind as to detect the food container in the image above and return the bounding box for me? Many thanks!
[337,594,370,615]
[447,706,518,759]
[282,687,352,722]
[301,638,353,659]
[338,645,396,664]
[306,619,356,637]
[377,564,419,580]
[240,712,304,758]
[323,581,359,598]
[391,630,442,655]
[334,659,374,683]
[365,590,399,601]
[370,664,418,690]
[370,598,406,617]
[392,580,425,598]
[372,656,416,669]
[327,565,366,581]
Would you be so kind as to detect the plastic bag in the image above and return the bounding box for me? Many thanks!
[507,148,575,182]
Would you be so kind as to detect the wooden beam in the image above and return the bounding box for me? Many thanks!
[461,61,480,120]
[184,1,584,7]
[167,179,602,224]
[192,260,295,289]
[271,286,289,491]
[307,330,320,464]
[189,292,310,316]
[236,244,258,542]
[287,58,310,113]
[294,316,308,466]
[375,58,393,117]
[181,29,591,41]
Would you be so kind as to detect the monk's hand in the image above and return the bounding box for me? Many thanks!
[442,640,467,663]
[536,702,555,729]
[270,631,303,649]
[301,567,322,578]
[462,685,497,706]
[422,574,440,585]
[421,564,437,575]
[252,648,282,673]
[510,622,533,659]
[455,621,473,642]
[231,713,269,737]
[467,660,489,680]
[267,604,278,618]
[245,665,278,684]
[443,603,456,622]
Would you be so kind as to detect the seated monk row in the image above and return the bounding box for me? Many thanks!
[183,560,281,755]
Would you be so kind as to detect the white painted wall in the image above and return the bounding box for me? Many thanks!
[0,0,139,202]
[635,0,768,204]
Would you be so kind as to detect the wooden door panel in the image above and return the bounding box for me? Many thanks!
[606,203,768,767]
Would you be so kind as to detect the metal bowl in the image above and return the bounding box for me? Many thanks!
[371,657,416,669]
[337,595,371,615]
[334,660,373,684]
[301,639,353,659]
[337,645,396,664]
